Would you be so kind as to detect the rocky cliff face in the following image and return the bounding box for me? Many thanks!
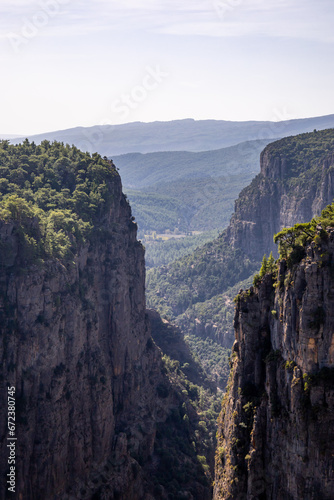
[226,132,334,259]
[214,229,334,500]
[0,164,206,499]
[0,171,161,499]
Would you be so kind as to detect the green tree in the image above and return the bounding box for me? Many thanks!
[0,140,119,262]
[267,251,276,273]
[0,195,34,222]
[259,254,268,278]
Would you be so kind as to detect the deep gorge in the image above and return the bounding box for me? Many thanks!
[1,129,334,499]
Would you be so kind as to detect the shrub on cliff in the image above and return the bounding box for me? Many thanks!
[253,251,277,286]
[274,202,334,267]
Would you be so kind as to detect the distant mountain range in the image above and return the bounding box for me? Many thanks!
[6,115,334,241]
[8,114,334,155]
[117,139,273,235]
[113,139,271,189]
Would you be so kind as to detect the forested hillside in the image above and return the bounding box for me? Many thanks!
[144,230,219,268]
[119,128,334,268]
[118,139,271,239]
[146,129,334,389]
[114,140,270,189]
[146,235,258,389]
[10,118,334,275]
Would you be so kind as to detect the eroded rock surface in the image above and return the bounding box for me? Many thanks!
[226,144,334,259]
[0,167,209,499]
[214,232,334,500]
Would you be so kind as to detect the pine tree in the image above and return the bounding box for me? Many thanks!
[259,254,268,278]
[267,251,276,273]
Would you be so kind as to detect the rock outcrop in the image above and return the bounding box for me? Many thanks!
[226,132,334,259]
[0,169,163,499]
[214,228,334,500]
[0,161,212,499]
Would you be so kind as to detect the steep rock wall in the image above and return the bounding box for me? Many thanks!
[214,230,334,500]
[0,173,165,499]
[226,144,334,259]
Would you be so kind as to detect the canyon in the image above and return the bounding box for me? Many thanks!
[1,129,334,499]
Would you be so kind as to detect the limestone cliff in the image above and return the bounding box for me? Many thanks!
[0,150,212,500]
[214,228,334,499]
[0,168,161,499]
[226,130,334,259]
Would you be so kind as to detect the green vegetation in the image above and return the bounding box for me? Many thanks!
[125,189,189,234]
[144,230,219,268]
[142,173,252,231]
[150,310,223,490]
[274,201,334,267]
[119,139,272,239]
[259,252,276,277]
[266,128,334,187]
[176,277,253,388]
[183,335,231,390]
[284,360,296,371]
[146,236,257,388]
[116,140,270,189]
[145,128,334,497]
[146,229,257,389]
[120,141,270,270]
[146,129,334,395]
[128,172,258,235]
[0,139,118,262]
[153,352,221,494]
[161,352,221,450]
[146,235,257,318]
[253,252,277,286]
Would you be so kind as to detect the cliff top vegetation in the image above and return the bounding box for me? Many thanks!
[274,200,334,262]
[265,128,334,184]
[0,139,119,261]
[252,200,334,288]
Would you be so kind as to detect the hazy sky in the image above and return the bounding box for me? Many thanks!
[0,0,333,135]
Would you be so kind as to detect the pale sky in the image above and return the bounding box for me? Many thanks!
[0,0,333,135]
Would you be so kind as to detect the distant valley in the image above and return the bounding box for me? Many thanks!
[116,139,272,238]
[8,115,334,270]
[1,124,334,499]
[146,129,334,391]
